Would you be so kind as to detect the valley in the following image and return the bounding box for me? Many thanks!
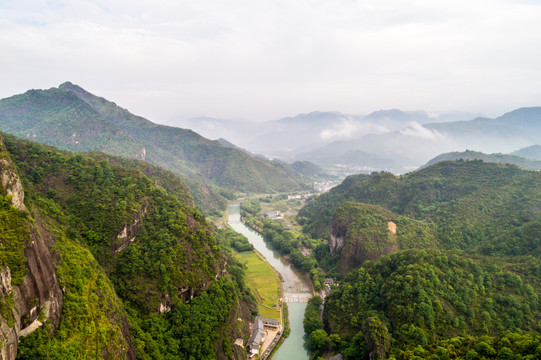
[2,83,541,360]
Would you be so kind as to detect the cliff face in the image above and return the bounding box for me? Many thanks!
[330,202,399,273]
[0,137,62,360]
[1,133,248,359]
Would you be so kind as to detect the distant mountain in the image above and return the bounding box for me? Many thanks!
[425,107,541,150]
[298,107,541,173]
[512,144,541,160]
[0,82,308,212]
[189,110,436,160]
[289,160,324,178]
[423,150,541,170]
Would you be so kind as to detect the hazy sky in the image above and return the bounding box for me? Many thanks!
[1,0,541,123]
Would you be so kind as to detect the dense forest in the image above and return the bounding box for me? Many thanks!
[0,133,255,359]
[298,160,541,359]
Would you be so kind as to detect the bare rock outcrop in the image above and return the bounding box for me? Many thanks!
[0,136,26,211]
[0,136,62,360]
[112,202,148,254]
[330,202,399,273]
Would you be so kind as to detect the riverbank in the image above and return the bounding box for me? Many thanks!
[234,250,281,320]
[228,202,312,359]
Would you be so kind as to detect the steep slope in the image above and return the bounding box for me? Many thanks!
[0,83,308,215]
[329,202,436,272]
[1,134,253,359]
[301,159,541,359]
[58,81,307,193]
[0,88,144,158]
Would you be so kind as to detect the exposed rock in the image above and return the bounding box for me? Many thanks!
[329,232,345,256]
[159,292,172,313]
[112,202,148,254]
[136,146,146,160]
[0,135,26,211]
[387,221,397,234]
[0,136,63,359]
[330,202,399,272]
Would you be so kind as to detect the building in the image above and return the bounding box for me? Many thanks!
[260,316,280,329]
[262,211,284,220]
[248,318,265,356]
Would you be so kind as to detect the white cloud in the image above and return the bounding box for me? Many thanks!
[320,118,388,141]
[400,122,443,141]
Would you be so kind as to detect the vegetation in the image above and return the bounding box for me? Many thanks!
[1,133,254,359]
[323,249,541,358]
[298,161,541,257]
[234,250,281,320]
[423,150,541,170]
[241,199,326,291]
[296,159,541,358]
[0,82,308,216]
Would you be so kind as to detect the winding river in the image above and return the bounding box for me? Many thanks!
[228,203,311,359]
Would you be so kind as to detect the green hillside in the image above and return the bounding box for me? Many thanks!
[298,159,541,358]
[299,160,541,255]
[58,81,307,193]
[0,83,308,214]
[0,133,253,359]
[323,249,541,359]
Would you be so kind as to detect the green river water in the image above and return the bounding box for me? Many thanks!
[228,203,311,360]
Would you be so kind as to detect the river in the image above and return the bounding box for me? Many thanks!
[228,203,311,360]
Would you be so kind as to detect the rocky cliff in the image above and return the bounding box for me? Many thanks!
[330,202,399,272]
[0,136,63,360]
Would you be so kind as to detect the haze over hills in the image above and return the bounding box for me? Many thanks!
[176,109,452,159]
[0,82,310,212]
[292,107,541,173]
[176,107,541,175]
[512,144,541,160]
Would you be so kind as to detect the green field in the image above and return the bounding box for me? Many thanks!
[235,250,282,320]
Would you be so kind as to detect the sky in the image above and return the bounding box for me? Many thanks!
[1,0,541,124]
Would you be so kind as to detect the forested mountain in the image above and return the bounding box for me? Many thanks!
[323,250,541,359]
[299,160,541,251]
[0,133,253,359]
[299,159,541,359]
[422,149,541,170]
[0,83,308,213]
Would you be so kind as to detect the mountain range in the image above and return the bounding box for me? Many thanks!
[178,107,541,174]
[0,82,309,213]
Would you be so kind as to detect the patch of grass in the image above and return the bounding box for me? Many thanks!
[235,250,281,320]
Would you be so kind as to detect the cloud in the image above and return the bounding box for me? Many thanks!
[400,122,443,141]
[320,118,388,141]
